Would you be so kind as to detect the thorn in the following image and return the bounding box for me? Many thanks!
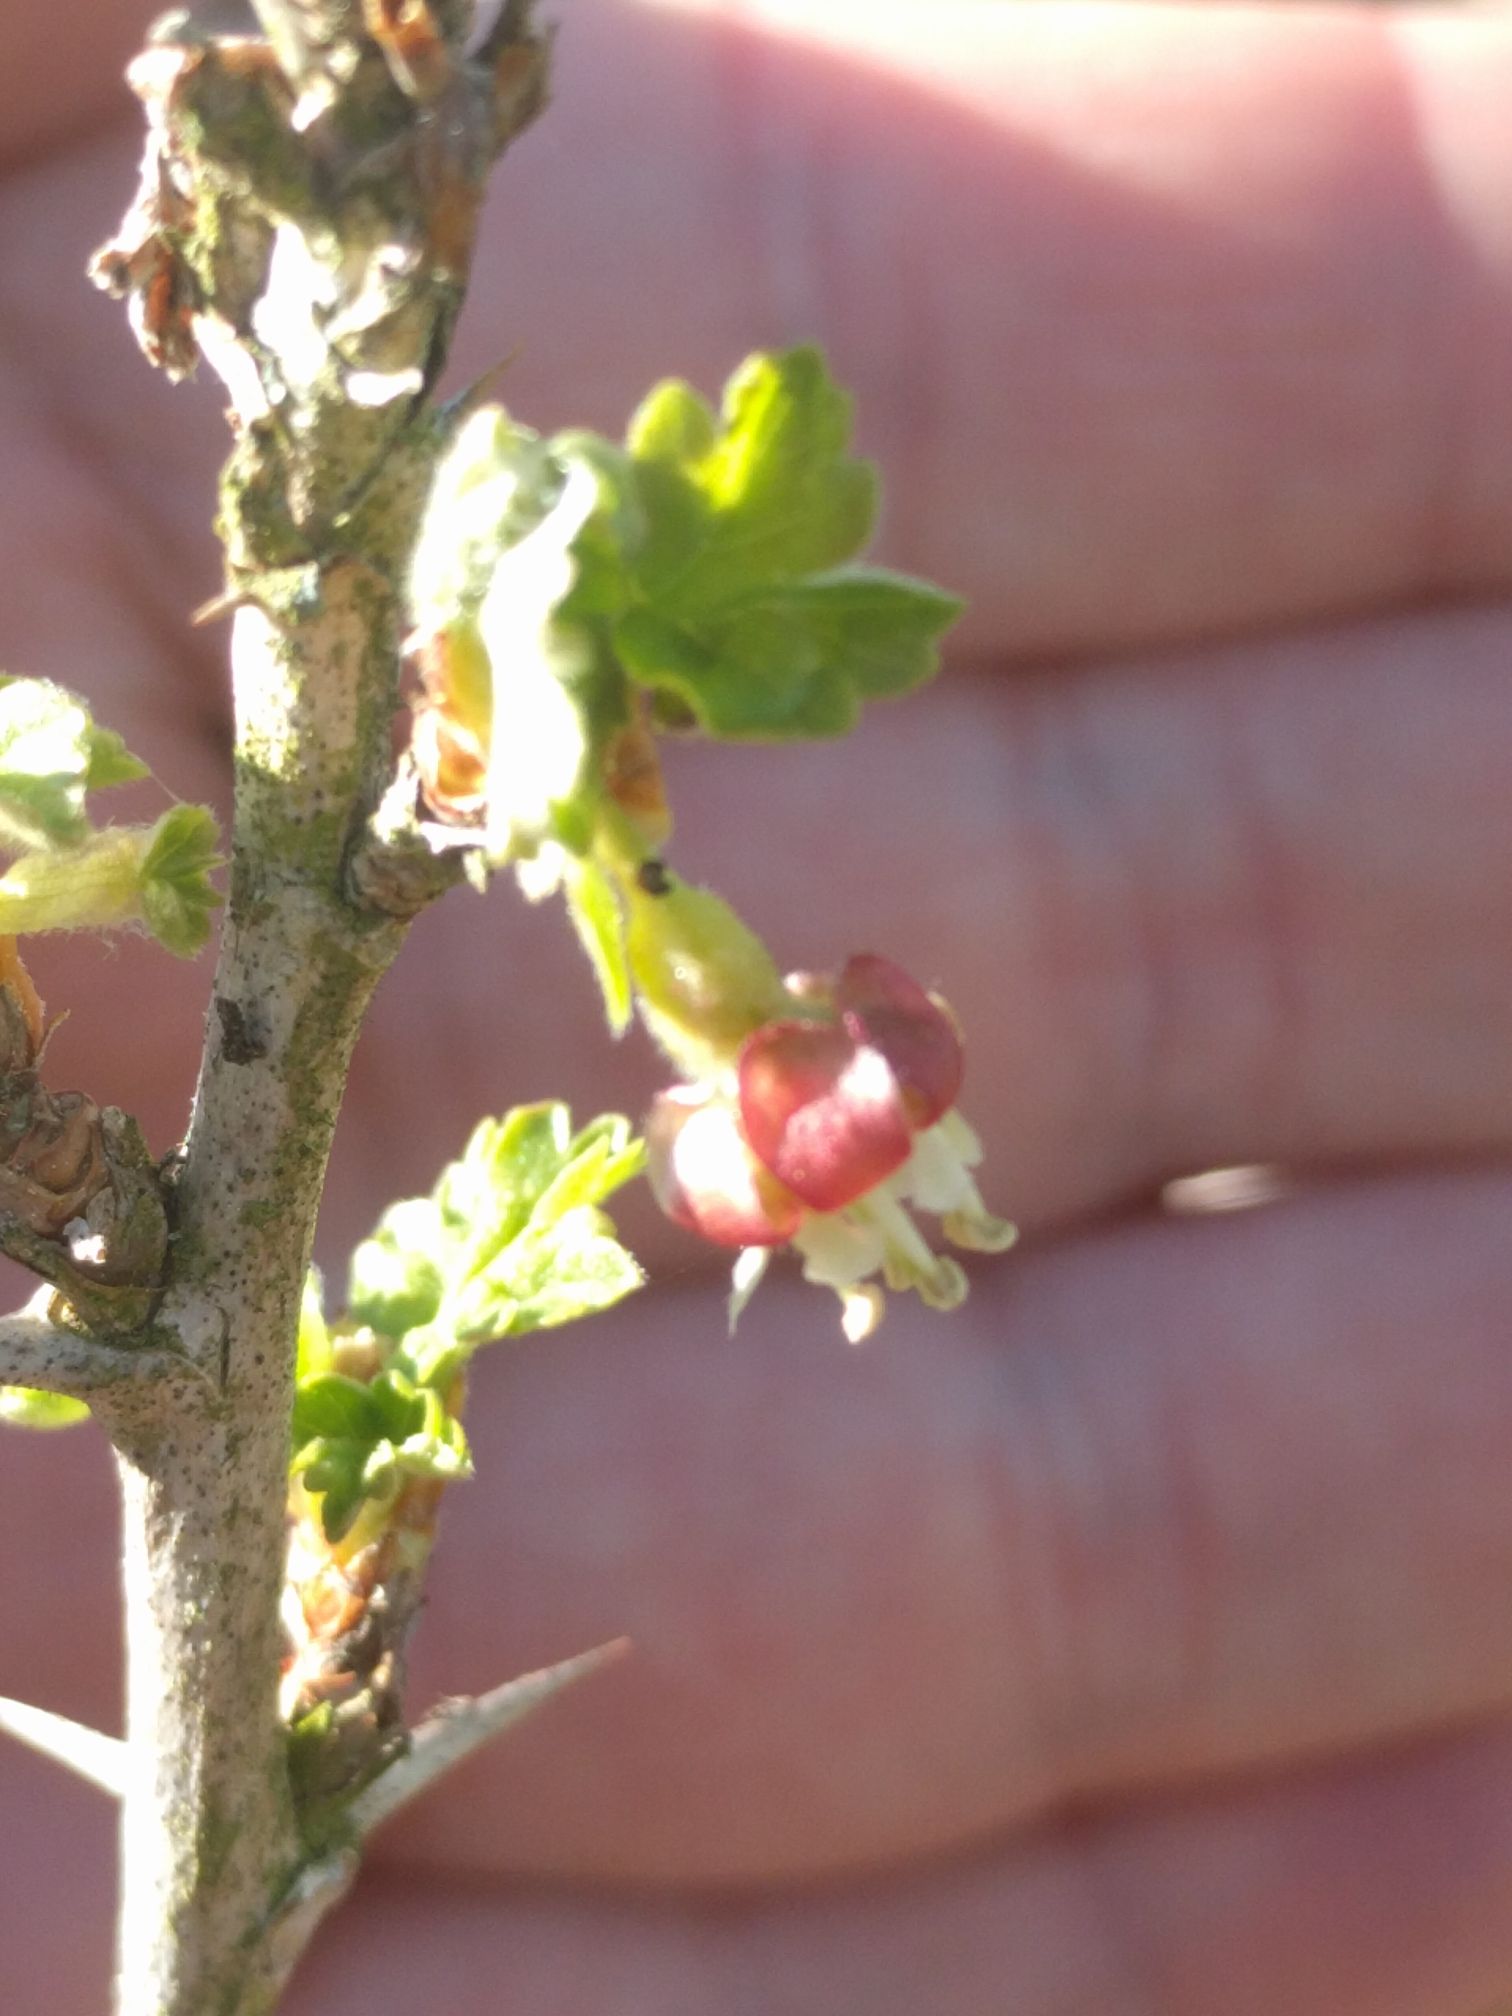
[190,588,249,628]
[256,1847,360,2002]
[346,1637,629,1840]
[439,349,521,426]
[0,1695,127,1798]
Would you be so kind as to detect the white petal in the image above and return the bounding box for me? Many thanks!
[900,1122,976,1214]
[863,1189,941,1280]
[840,1283,886,1344]
[793,1212,885,1289]
[727,1247,771,1333]
[936,1107,985,1167]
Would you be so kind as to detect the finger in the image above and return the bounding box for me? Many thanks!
[0,1746,113,2016]
[455,0,1512,656]
[320,597,1512,1263]
[365,1168,1512,1886]
[293,1723,1512,2016]
[14,5,1512,663]
[5,385,1509,1264]
[0,1414,118,1736]
[1,0,147,169]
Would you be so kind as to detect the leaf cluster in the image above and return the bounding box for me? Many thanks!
[606,346,962,737]
[0,677,222,956]
[291,1105,644,1540]
[411,347,961,874]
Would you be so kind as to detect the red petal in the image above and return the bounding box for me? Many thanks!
[646,1087,803,1247]
[836,954,964,1128]
[739,1020,913,1212]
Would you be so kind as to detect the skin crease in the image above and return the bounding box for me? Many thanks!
[2,0,1512,2007]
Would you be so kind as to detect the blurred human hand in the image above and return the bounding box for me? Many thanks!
[3,4,1512,2011]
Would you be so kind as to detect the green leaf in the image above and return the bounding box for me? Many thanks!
[390,1321,460,1390]
[625,379,717,468]
[434,1105,572,1257]
[84,724,149,792]
[552,433,645,620]
[350,1104,645,1371]
[295,1271,332,1380]
[368,1367,426,1439]
[614,347,962,740]
[439,1107,644,1256]
[293,1110,640,1537]
[409,407,561,635]
[0,805,221,949]
[0,682,219,951]
[356,1402,473,1503]
[294,1438,370,1542]
[563,856,632,1036]
[348,1201,447,1337]
[291,1374,381,1443]
[616,572,961,737]
[138,804,223,956]
[409,412,641,882]
[0,828,147,936]
[627,350,874,597]
[290,1364,472,1541]
[395,1393,471,1482]
[533,1114,645,1221]
[473,464,624,871]
[0,678,119,852]
[0,1385,90,1430]
[456,1207,644,1340]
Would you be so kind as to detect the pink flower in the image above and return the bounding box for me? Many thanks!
[647,955,1014,1338]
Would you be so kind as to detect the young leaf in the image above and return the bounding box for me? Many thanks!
[474,462,621,870]
[0,829,147,935]
[295,1271,333,1381]
[0,808,223,949]
[562,856,632,1035]
[454,1207,645,1340]
[138,804,223,956]
[292,1438,369,1543]
[348,1201,448,1337]
[351,1104,645,1364]
[302,1120,640,1537]
[0,1385,90,1431]
[611,347,962,739]
[0,677,144,853]
[84,723,149,792]
[626,350,874,597]
[409,406,560,636]
[409,412,637,873]
[292,1376,474,1542]
[291,1374,382,1443]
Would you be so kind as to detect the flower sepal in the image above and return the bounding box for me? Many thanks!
[644,953,1014,1337]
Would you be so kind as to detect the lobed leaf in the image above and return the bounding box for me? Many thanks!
[609,347,961,739]
[292,1368,474,1542]
[138,805,223,956]
[0,677,146,854]
[346,1104,645,1365]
